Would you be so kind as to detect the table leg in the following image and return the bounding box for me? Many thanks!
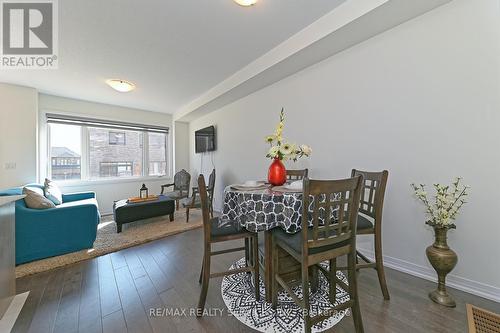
[264,230,273,303]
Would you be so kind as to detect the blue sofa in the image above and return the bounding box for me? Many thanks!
[0,184,100,264]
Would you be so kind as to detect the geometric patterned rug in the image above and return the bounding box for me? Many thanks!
[221,258,350,333]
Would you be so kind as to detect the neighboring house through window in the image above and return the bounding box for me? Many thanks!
[51,147,81,180]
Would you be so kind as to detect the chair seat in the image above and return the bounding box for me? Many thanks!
[168,190,188,200]
[181,197,201,208]
[272,227,350,255]
[357,215,374,230]
[210,217,249,238]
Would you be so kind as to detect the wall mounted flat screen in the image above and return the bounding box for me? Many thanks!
[195,126,216,153]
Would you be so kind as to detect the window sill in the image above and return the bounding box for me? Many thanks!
[54,176,171,188]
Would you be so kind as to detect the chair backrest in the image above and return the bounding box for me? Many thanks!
[287,169,308,181]
[351,169,388,222]
[174,169,191,191]
[207,169,216,204]
[198,174,212,239]
[301,175,363,255]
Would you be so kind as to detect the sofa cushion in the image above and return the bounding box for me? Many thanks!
[25,186,44,197]
[57,198,99,209]
[44,178,62,205]
[23,187,56,209]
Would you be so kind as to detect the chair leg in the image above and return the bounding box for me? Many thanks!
[374,232,390,300]
[252,236,260,301]
[197,245,211,316]
[329,258,337,304]
[348,252,364,333]
[310,265,318,294]
[186,208,190,223]
[244,238,250,268]
[302,260,312,333]
[271,240,279,310]
[198,257,204,284]
[176,199,179,210]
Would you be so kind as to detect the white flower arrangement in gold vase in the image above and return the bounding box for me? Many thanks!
[410,177,469,308]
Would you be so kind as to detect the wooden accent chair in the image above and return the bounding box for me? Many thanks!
[286,169,309,181]
[196,174,260,315]
[351,169,390,300]
[182,169,215,223]
[161,169,191,210]
[271,176,364,333]
[467,304,500,333]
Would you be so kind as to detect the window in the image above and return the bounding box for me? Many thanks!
[109,131,126,145]
[89,127,142,179]
[148,132,167,176]
[47,114,169,181]
[49,123,82,180]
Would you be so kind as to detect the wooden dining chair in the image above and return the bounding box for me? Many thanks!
[196,174,260,315]
[286,169,308,181]
[351,169,390,300]
[182,169,215,222]
[271,176,364,333]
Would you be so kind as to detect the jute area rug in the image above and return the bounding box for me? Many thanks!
[15,209,203,278]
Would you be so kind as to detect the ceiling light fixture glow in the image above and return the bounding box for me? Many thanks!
[234,0,257,7]
[106,79,136,92]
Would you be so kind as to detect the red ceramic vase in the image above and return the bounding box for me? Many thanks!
[268,158,287,186]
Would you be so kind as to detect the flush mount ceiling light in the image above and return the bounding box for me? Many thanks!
[233,0,257,6]
[106,79,136,92]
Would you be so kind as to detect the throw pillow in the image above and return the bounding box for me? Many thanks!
[23,187,56,209]
[24,186,44,197]
[44,178,63,205]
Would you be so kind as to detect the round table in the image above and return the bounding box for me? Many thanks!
[221,184,340,303]
[220,184,349,329]
[221,185,305,233]
[221,184,339,234]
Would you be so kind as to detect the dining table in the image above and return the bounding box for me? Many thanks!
[220,182,339,302]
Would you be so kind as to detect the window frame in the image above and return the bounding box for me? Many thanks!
[45,114,170,185]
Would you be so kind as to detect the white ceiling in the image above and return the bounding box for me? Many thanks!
[0,0,345,114]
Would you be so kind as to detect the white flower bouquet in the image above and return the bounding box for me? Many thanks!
[265,108,312,161]
[411,178,469,229]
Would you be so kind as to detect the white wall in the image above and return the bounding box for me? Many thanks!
[0,84,38,188]
[38,94,174,214]
[174,121,190,172]
[189,0,500,300]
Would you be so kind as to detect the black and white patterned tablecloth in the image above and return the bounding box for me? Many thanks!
[221,186,339,234]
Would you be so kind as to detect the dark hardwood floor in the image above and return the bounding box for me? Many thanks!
[12,227,500,333]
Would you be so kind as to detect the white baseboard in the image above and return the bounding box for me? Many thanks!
[0,292,29,333]
[357,247,500,303]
